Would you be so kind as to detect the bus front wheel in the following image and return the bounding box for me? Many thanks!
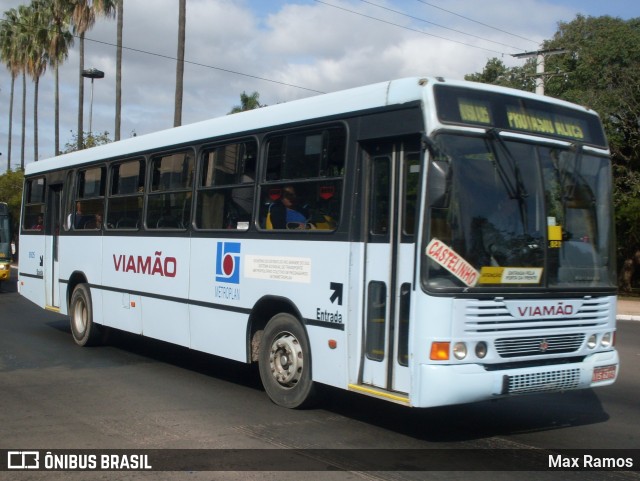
[70,284,101,347]
[259,313,315,408]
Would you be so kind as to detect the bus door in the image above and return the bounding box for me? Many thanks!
[44,184,63,309]
[361,140,421,394]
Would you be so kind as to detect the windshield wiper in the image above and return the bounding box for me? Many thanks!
[486,129,531,234]
[563,143,585,201]
[486,128,528,201]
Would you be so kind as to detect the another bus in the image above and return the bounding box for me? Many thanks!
[0,202,11,287]
[18,77,618,408]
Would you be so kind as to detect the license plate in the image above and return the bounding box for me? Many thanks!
[592,365,617,383]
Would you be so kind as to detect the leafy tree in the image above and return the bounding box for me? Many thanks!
[63,130,112,153]
[41,0,74,156]
[19,2,50,162]
[0,8,21,172]
[465,57,536,91]
[228,91,264,114]
[0,169,24,243]
[467,15,640,291]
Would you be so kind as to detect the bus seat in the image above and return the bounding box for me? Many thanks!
[157,217,182,229]
[265,203,274,230]
[116,218,138,229]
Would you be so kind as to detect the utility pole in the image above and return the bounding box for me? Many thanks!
[512,48,567,95]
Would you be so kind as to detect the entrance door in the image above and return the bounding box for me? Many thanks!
[361,139,421,394]
[45,184,62,308]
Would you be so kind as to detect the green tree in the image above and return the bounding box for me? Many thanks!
[20,2,50,162]
[0,8,21,172]
[42,0,74,156]
[467,15,640,290]
[228,91,264,114]
[0,168,25,242]
[542,16,640,290]
[464,57,536,91]
[63,130,112,153]
[15,5,30,170]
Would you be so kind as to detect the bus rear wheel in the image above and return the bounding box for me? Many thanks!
[259,313,315,408]
[70,284,101,346]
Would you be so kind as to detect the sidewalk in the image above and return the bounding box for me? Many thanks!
[616,298,640,321]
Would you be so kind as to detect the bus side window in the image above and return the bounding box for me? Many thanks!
[107,159,144,230]
[23,177,46,232]
[260,126,345,231]
[195,140,257,231]
[74,167,106,230]
[147,151,194,230]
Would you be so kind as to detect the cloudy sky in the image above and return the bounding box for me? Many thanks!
[0,0,638,168]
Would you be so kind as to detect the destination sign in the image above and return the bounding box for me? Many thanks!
[434,85,607,147]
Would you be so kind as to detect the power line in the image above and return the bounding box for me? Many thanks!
[359,0,527,52]
[415,0,539,45]
[0,15,326,95]
[81,36,327,95]
[313,0,508,55]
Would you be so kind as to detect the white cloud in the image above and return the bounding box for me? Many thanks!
[0,0,620,164]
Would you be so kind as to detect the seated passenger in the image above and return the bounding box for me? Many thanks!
[268,185,309,229]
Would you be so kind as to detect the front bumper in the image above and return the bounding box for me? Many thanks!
[412,349,619,408]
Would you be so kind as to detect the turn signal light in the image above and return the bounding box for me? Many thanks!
[430,342,450,360]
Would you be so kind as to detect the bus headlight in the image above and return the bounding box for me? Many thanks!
[453,342,467,360]
[601,332,612,348]
[587,334,597,349]
[475,342,488,359]
[0,264,7,271]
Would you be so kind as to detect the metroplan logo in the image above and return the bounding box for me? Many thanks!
[216,242,241,284]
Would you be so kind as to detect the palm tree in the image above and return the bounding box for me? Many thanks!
[114,0,123,141]
[70,0,95,150]
[20,2,50,162]
[42,0,74,156]
[70,0,116,150]
[0,8,21,171]
[174,0,186,127]
[14,5,31,170]
[228,91,264,114]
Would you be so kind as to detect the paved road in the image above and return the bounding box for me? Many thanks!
[0,269,638,480]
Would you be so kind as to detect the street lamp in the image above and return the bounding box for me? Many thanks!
[82,68,105,134]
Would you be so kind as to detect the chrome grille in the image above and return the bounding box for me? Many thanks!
[495,334,585,357]
[507,368,581,394]
[462,297,612,333]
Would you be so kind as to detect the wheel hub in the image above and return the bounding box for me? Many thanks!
[269,333,303,388]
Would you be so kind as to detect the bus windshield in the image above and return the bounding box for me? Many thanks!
[424,132,616,290]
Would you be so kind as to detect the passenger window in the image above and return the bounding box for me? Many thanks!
[402,152,421,237]
[107,159,145,230]
[261,126,345,231]
[23,177,46,232]
[147,151,194,229]
[266,127,345,181]
[371,156,391,236]
[196,140,257,230]
[73,167,105,230]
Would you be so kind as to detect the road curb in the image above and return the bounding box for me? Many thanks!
[616,315,640,322]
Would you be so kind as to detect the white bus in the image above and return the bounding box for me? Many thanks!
[18,77,619,408]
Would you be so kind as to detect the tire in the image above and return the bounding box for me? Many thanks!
[258,313,316,408]
[69,284,101,346]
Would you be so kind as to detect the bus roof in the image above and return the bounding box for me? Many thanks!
[25,77,600,176]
